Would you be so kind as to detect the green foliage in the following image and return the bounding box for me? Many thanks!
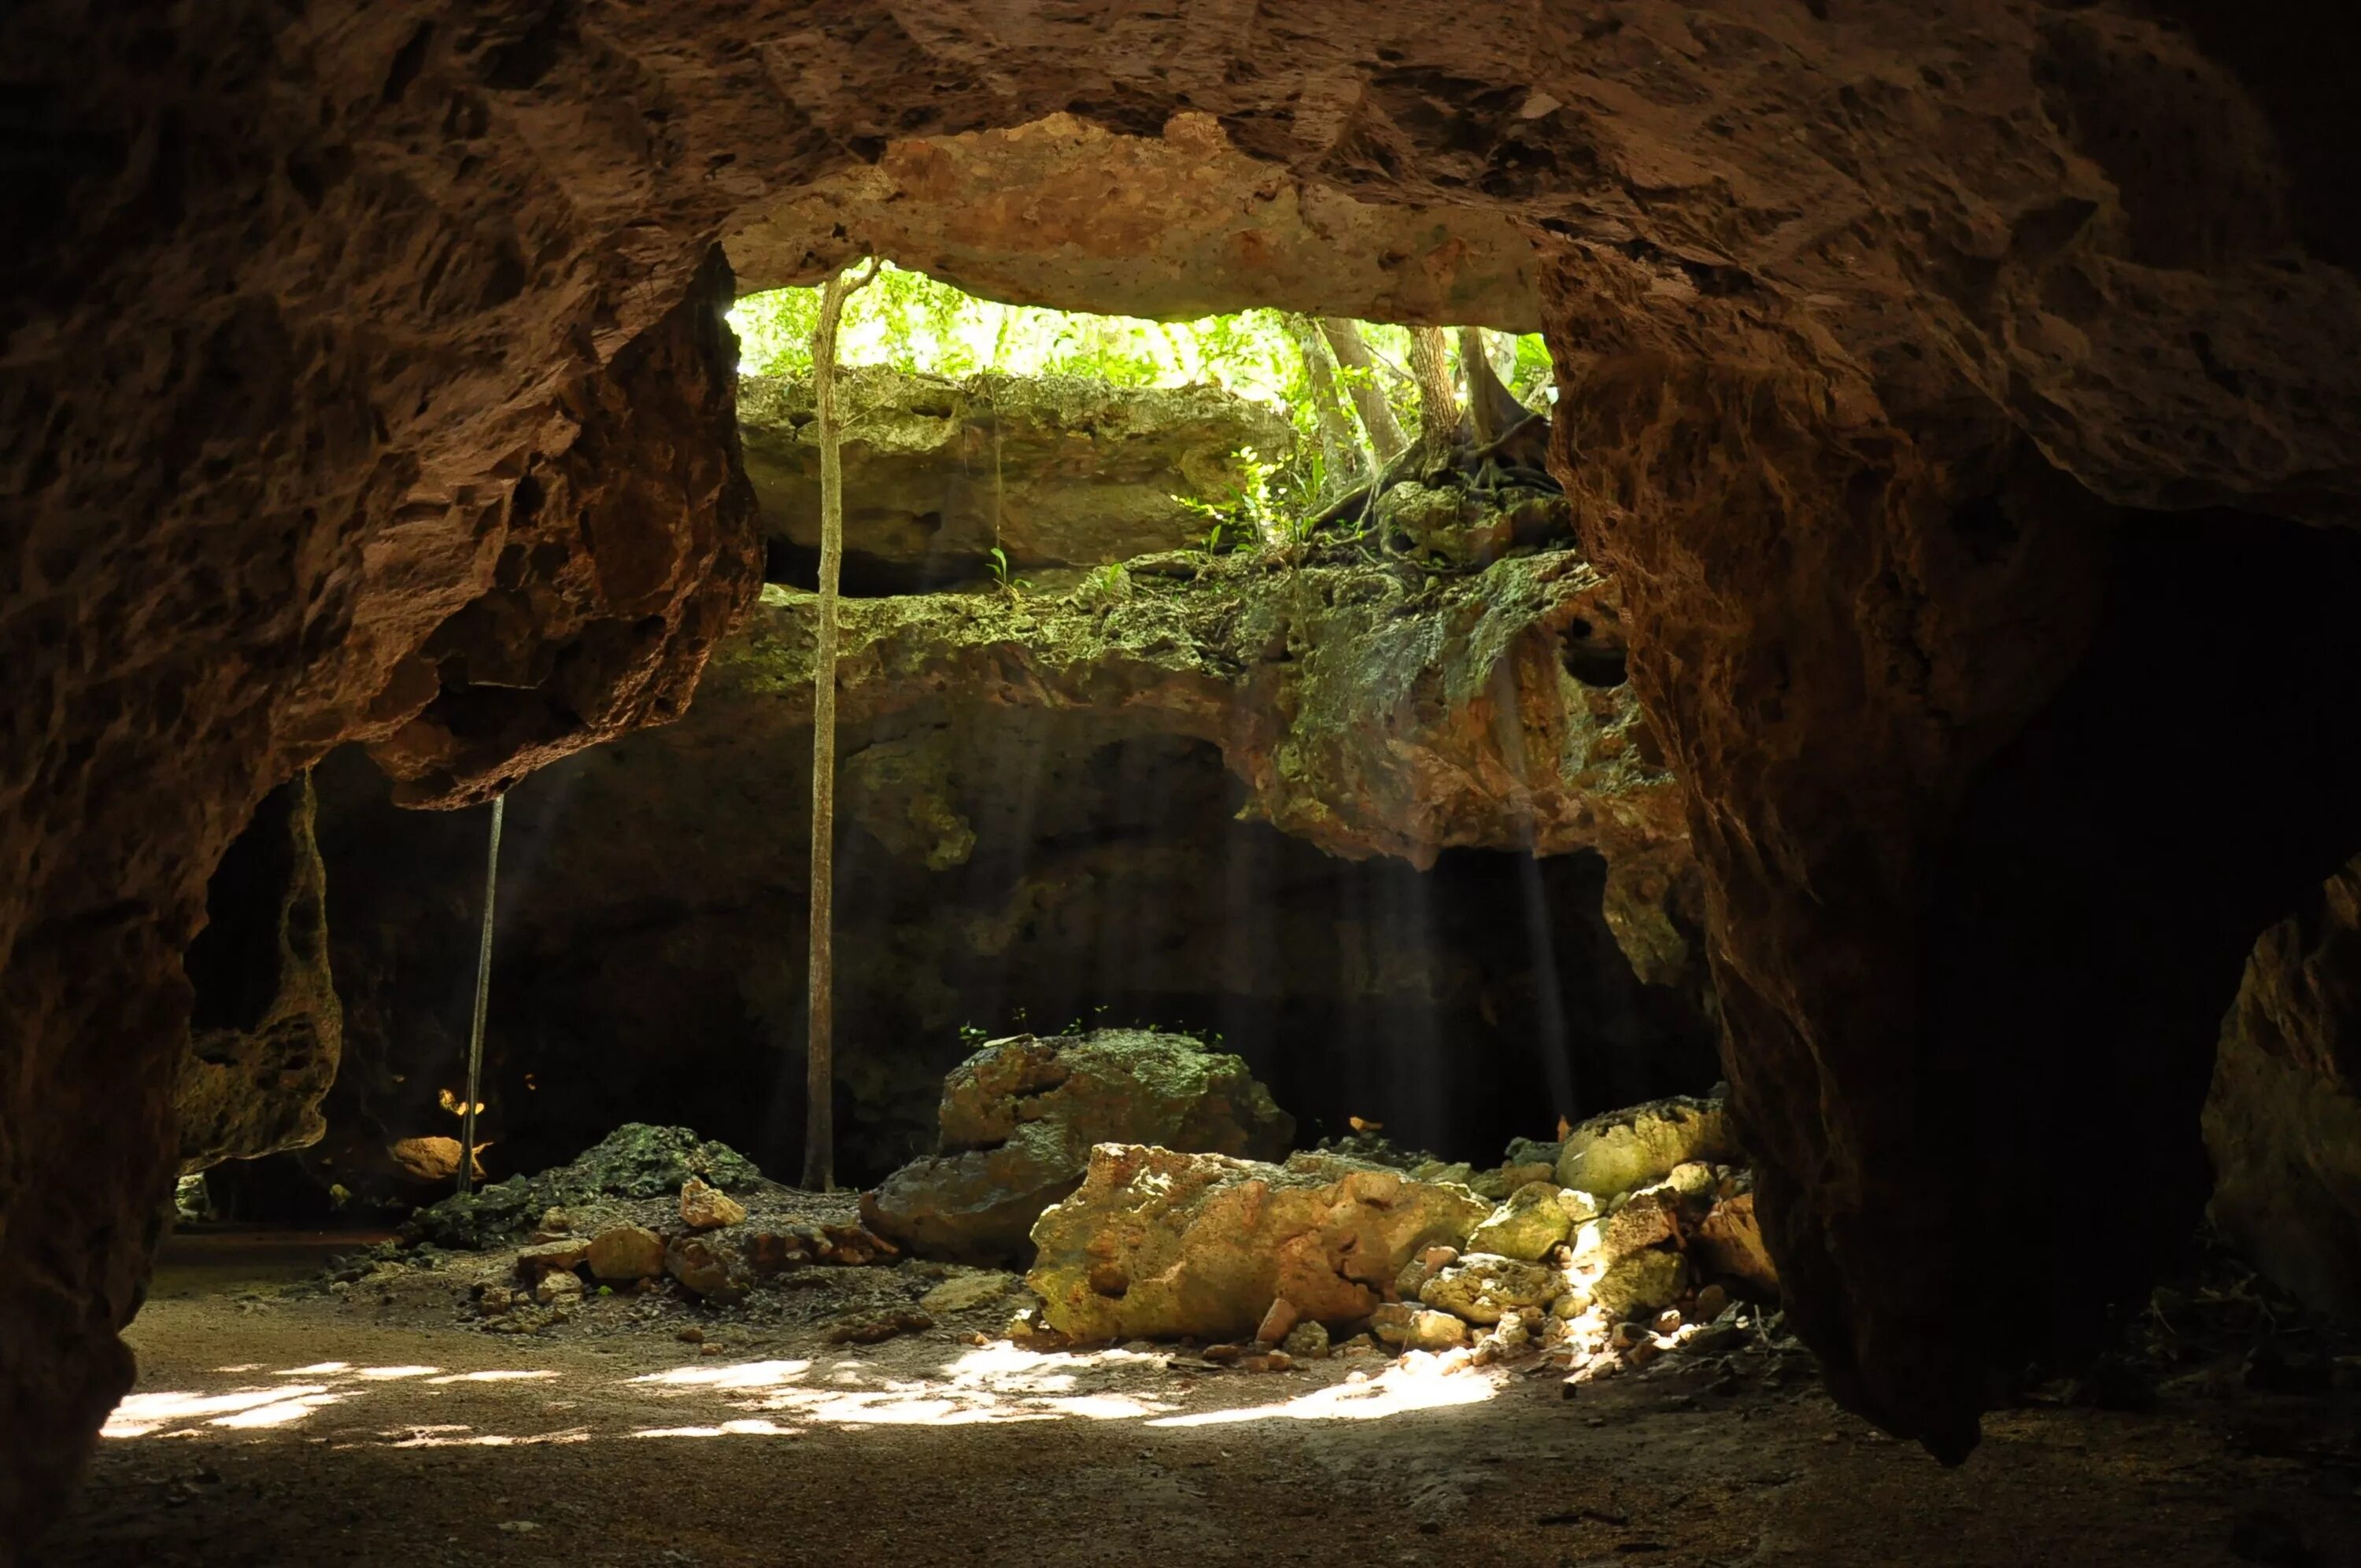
[726,265,1557,547]
[985,546,1032,599]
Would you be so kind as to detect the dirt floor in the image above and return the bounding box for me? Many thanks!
[40,1221,2361,1567]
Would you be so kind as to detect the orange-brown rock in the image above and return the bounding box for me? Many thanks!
[10,0,2361,1540]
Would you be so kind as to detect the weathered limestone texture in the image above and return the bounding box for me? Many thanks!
[2206,859,2361,1318]
[175,773,342,1173]
[864,1030,1294,1265]
[740,369,1294,572]
[9,1,2361,1537]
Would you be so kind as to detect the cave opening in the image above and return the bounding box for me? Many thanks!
[24,31,2361,1557]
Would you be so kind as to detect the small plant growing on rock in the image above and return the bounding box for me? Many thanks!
[986,546,1032,600]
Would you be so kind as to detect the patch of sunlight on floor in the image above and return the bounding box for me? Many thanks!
[210,1391,349,1429]
[425,1369,560,1385]
[280,1362,351,1375]
[634,1419,800,1440]
[1147,1362,1503,1428]
[105,1386,335,1439]
[381,1426,593,1449]
[353,1366,440,1380]
[627,1360,812,1391]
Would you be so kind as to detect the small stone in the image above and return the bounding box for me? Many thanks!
[539,1207,574,1234]
[1370,1302,1417,1347]
[1280,1320,1330,1360]
[534,1270,582,1306]
[1238,1351,1295,1374]
[919,1270,1016,1315]
[1402,1309,1469,1352]
[1609,1320,1647,1352]
[1665,1162,1716,1200]
[1418,1253,1561,1324]
[477,1286,513,1315]
[1652,1307,1684,1336]
[676,1326,705,1344]
[1201,1343,1245,1365]
[1549,1289,1591,1319]
[700,1342,726,1357]
[824,1308,934,1345]
[1255,1297,1301,1348]
[586,1225,667,1282]
[1625,1337,1662,1367]
[514,1239,590,1280]
[665,1234,748,1304]
[1694,1283,1731,1322]
[680,1175,748,1230]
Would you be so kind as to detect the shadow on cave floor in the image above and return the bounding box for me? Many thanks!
[48,1234,2361,1567]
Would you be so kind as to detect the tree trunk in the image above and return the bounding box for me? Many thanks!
[1317,318,1409,463]
[1285,314,1369,504]
[802,258,877,1193]
[1458,325,1531,447]
[1406,325,1465,458]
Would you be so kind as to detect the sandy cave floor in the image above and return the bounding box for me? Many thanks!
[40,1227,2361,1568]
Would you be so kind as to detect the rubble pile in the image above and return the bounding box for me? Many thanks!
[329,1126,1023,1347]
[1024,1092,1781,1383]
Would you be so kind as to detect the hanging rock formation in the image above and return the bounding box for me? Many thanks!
[11,0,2361,1540]
[2205,858,2361,1317]
[175,774,342,1173]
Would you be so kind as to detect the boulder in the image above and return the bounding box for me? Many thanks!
[1467,1182,1576,1261]
[1418,1254,1562,1324]
[1556,1094,1738,1200]
[586,1226,667,1282]
[864,1030,1294,1267]
[1592,1249,1690,1322]
[679,1176,747,1230]
[2204,858,2361,1318]
[1027,1145,1488,1343]
[1597,1189,1685,1262]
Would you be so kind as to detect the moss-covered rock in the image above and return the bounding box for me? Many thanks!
[863,1030,1292,1266]
[1556,1094,1738,1201]
[739,367,1292,572]
[408,1125,763,1249]
[1465,1182,1579,1262]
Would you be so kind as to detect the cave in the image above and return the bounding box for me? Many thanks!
[13,3,2361,1563]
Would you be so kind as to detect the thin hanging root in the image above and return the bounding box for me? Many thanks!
[456,792,504,1197]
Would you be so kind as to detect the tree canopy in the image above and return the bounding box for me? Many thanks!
[729,264,1556,537]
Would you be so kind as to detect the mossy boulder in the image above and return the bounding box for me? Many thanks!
[1556,1094,1738,1200]
[863,1030,1294,1266]
[1026,1145,1489,1343]
[1466,1182,1582,1260]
